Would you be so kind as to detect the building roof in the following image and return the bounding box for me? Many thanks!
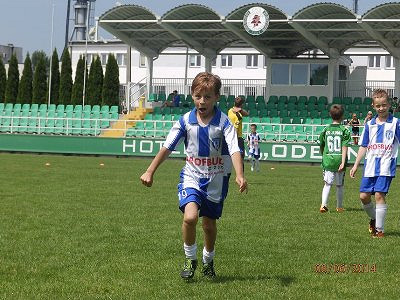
[99,2,400,59]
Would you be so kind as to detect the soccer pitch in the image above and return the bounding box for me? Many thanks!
[1,153,399,299]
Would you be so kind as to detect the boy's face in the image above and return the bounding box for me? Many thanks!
[192,88,219,118]
[251,126,256,133]
[372,97,390,118]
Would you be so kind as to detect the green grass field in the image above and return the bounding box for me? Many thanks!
[1,152,400,299]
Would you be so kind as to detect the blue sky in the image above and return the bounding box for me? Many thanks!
[0,0,391,56]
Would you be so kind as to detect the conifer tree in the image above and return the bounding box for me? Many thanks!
[87,56,103,105]
[102,54,119,106]
[17,53,33,104]
[5,54,19,103]
[32,55,47,104]
[71,55,86,105]
[0,59,6,102]
[49,48,60,104]
[59,48,73,104]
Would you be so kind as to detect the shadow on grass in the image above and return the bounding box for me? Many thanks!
[384,231,400,237]
[344,207,364,212]
[208,274,295,286]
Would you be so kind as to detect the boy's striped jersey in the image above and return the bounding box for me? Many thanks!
[359,114,400,177]
[163,107,240,203]
[247,132,261,156]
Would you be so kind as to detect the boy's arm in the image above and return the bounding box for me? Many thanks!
[240,108,249,117]
[231,151,248,193]
[140,147,172,187]
[349,146,367,178]
[338,146,348,172]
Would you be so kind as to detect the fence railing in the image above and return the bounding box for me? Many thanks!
[334,80,396,98]
[0,115,362,142]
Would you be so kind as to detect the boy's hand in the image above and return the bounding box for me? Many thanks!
[236,177,248,193]
[349,166,357,178]
[140,171,154,187]
[338,163,345,172]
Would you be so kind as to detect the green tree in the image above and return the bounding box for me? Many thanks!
[31,50,49,73]
[71,55,87,105]
[59,48,72,105]
[17,53,33,103]
[5,54,19,103]
[32,55,48,104]
[102,54,119,106]
[87,56,103,105]
[49,48,60,104]
[0,59,6,102]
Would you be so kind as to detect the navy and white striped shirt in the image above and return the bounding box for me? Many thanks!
[164,107,240,203]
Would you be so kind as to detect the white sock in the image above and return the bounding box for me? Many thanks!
[251,159,255,170]
[375,203,387,233]
[336,185,344,208]
[255,159,260,171]
[202,247,215,264]
[322,183,331,207]
[184,243,197,260]
[362,202,376,220]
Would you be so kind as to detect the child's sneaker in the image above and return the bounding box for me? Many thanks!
[336,207,345,212]
[251,166,254,172]
[180,258,197,279]
[372,231,384,238]
[320,206,328,213]
[202,260,216,279]
[369,219,376,234]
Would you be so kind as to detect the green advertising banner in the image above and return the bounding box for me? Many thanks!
[0,134,364,163]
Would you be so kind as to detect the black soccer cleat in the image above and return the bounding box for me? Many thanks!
[202,260,216,279]
[180,258,197,279]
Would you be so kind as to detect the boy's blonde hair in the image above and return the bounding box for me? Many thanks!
[191,72,221,96]
[372,89,389,102]
[329,104,344,121]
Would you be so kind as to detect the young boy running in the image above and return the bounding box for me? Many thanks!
[319,104,351,213]
[140,72,248,279]
[247,124,261,172]
[350,89,400,238]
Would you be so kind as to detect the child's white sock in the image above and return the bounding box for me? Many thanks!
[251,158,255,171]
[336,185,344,208]
[362,202,376,219]
[184,243,197,260]
[202,247,215,264]
[322,183,331,207]
[375,203,387,232]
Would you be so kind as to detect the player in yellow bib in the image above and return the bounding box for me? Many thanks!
[228,96,249,165]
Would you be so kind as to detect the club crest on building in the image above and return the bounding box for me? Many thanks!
[243,7,269,36]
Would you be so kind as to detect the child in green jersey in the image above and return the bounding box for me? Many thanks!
[318,104,352,213]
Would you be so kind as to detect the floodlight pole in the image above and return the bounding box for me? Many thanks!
[48,1,55,106]
[353,0,359,14]
[82,1,90,107]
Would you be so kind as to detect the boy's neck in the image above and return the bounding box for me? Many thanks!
[197,111,215,126]
[376,114,389,123]
[332,120,340,124]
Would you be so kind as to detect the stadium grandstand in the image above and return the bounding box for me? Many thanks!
[2,2,400,155]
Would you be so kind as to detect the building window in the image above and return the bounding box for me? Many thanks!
[189,55,201,67]
[271,63,289,85]
[310,64,328,86]
[385,56,394,69]
[116,53,126,66]
[246,54,258,68]
[84,53,93,65]
[212,57,217,67]
[223,86,231,95]
[153,86,166,95]
[291,64,308,85]
[139,54,146,68]
[368,55,381,68]
[264,56,267,68]
[221,55,232,67]
[101,53,108,66]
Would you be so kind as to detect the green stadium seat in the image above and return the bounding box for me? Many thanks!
[298,110,308,118]
[297,102,306,111]
[317,103,326,112]
[148,93,158,102]
[257,101,266,110]
[288,96,297,104]
[271,116,280,124]
[307,103,316,112]
[57,104,65,113]
[281,116,291,124]
[310,111,320,119]
[260,116,270,124]
[269,109,278,117]
[289,110,298,118]
[171,107,181,115]
[158,93,166,102]
[298,96,307,104]
[48,104,56,112]
[318,96,328,104]
[342,97,352,105]
[4,103,13,112]
[0,103,4,112]
[110,112,119,120]
[247,102,257,110]
[332,97,342,104]
[278,96,288,104]
[83,105,91,113]
[268,95,278,104]
[266,102,276,110]
[287,103,297,111]
[363,97,373,105]
[161,107,171,115]
[110,106,119,113]
[279,110,288,117]
[256,96,265,104]
[320,110,330,118]
[292,117,302,124]
[218,95,226,103]
[246,95,255,103]
[303,118,313,125]
[353,97,362,105]
[100,105,109,114]
[308,96,318,105]
[13,104,21,113]
[322,118,331,125]
[313,118,322,125]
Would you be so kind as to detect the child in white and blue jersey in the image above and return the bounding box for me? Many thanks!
[350,89,400,238]
[140,72,248,279]
[247,124,261,172]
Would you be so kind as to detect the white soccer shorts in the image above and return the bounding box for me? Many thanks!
[323,170,345,186]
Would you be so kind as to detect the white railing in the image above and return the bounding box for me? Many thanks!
[0,115,363,142]
[125,77,147,111]
[334,80,396,99]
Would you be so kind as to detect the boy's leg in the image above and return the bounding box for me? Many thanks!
[321,170,334,212]
[375,192,387,235]
[251,157,255,171]
[255,156,260,172]
[335,172,345,211]
[182,202,199,258]
[202,216,217,278]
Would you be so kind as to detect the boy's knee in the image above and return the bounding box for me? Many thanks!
[359,192,371,204]
[183,214,198,226]
[375,192,386,203]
